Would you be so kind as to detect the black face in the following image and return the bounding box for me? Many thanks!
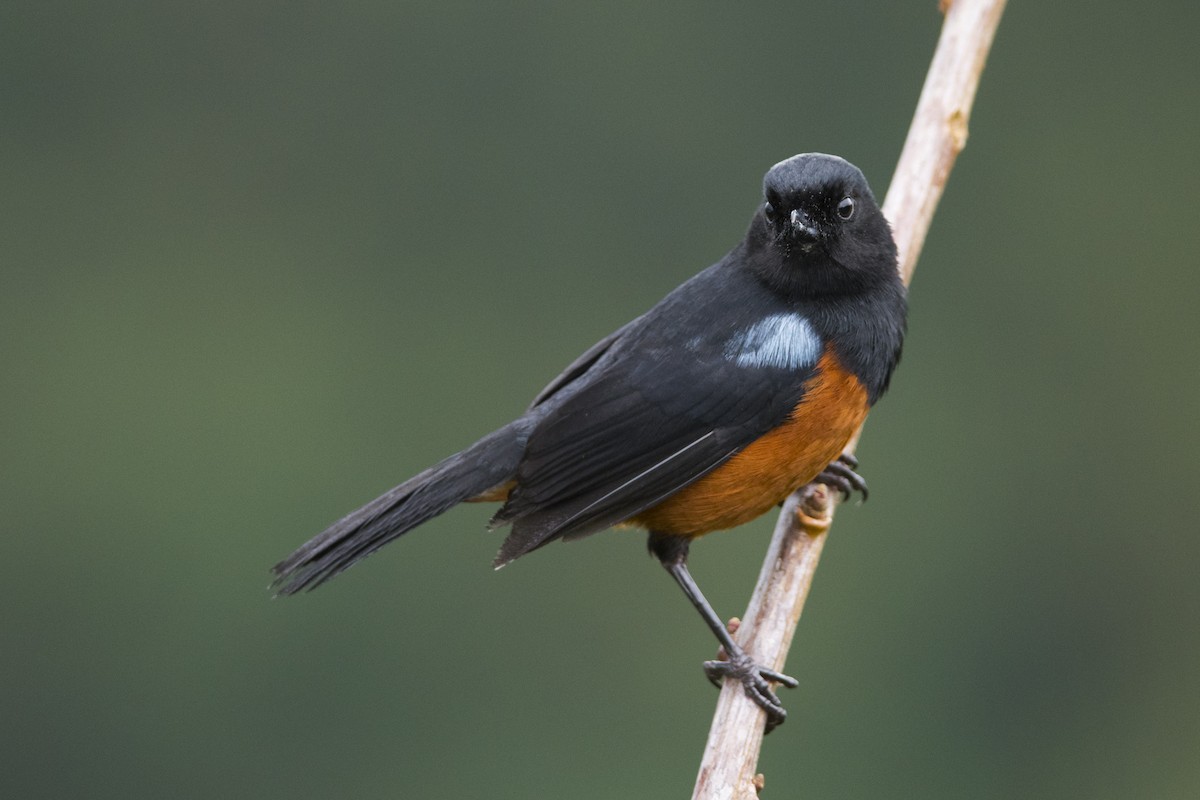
[750,153,897,295]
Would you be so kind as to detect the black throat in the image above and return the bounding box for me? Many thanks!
[738,224,907,405]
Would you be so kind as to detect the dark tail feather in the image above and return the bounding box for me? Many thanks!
[272,421,527,595]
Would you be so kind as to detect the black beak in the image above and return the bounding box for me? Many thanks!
[789,208,820,242]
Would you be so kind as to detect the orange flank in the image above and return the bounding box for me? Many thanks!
[468,480,515,504]
[631,349,868,536]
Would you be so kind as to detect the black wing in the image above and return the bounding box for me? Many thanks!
[492,340,814,565]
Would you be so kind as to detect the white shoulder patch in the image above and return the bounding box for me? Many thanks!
[724,313,822,370]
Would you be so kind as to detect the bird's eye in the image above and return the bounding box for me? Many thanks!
[837,197,856,220]
[763,202,777,222]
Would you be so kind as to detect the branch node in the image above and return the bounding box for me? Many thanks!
[753,773,766,793]
[716,617,742,660]
[796,484,833,534]
[948,109,969,151]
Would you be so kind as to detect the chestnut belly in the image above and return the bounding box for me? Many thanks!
[630,351,868,536]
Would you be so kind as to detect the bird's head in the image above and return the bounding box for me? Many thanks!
[749,153,897,295]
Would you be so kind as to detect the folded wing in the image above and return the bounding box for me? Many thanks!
[492,343,814,565]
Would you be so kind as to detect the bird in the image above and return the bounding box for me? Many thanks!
[272,153,906,730]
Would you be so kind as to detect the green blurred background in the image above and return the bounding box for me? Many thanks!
[4,2,1198,797]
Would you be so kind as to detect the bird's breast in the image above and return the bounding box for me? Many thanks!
[630,348,868,536]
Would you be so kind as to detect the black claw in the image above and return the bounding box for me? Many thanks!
[822,472,854,499]
[814,454,868,502]
[759,667,799,689]
[703,654,797,732]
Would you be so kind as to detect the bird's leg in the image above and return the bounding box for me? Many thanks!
[648,532,798,732]
[813,452,869,502]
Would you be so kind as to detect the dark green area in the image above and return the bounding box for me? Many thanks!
[3,2,1197,797]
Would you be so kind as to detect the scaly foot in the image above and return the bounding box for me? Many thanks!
[703,651,799,733]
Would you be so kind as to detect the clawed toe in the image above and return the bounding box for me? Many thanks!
[814,453,868,502]
[703,655,797,732]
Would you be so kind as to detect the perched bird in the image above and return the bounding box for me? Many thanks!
[273,153,906,729]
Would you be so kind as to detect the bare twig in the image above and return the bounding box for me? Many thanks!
[692,2,1007,797]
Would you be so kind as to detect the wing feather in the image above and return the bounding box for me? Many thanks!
[492,345,815,565]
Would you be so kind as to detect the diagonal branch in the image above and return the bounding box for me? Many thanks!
[692,2,1007,797]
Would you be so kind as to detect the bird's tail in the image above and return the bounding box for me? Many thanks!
[272,420,527,595]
